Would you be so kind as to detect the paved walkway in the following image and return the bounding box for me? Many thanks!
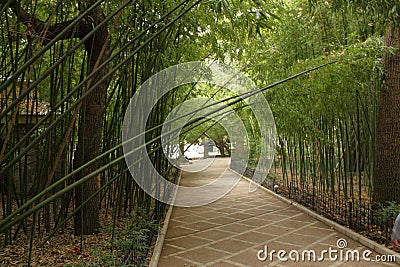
[157,158,398,266]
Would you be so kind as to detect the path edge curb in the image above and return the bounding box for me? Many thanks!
[230,168,400,264]
[148,171,182,267]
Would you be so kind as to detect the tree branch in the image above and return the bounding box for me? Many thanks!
[2,0,91,44]
[1,0,43,26]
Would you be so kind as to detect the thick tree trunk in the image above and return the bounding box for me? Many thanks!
[215,140,225,157]
[73,8,110,235]
[373,25,400,204]
[3,0,111,235]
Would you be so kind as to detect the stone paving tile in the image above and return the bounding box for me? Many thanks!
[157,158,398,267]
[257,213,292,221]
[208,238,253,253]
[166,218,182,228]
[274,218,313,229]
[159,244,184,256]
[206,260,244,267]
[239,217,275,227]
[183,221,220,232]
[213,207,242,214]
[217,222,255,233]
[165,226,197,239]
[206,216,238,225]
[292,213,320,222]
[274,232,329,247]
[245,207,277,216]
[256,224,294,235]
[312,220,338,229]
[171,208,196,218]
[158,255,193,267]
[230,203,257,209]
[170,236,213,249]
[258,240,303,252]
[195,210,227,219]
[233,231,277,245]
[171,214,205,224]
[190,206,216,213]
[278,208,303,216]
[225,248,266,267]
[293,225,336,238]
[195,228,235,240]
[225,211,255,221]
[177,247,231,265]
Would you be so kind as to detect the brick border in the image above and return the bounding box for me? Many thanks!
[148,172,181,267]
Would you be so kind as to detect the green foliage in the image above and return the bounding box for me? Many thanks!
[236,1,391,238]
[1,0,398,262]
[114,209,157,265]
[71,209,157,267]
[267,35,383,139]
[0,0,207,262]
[373,202,400,227]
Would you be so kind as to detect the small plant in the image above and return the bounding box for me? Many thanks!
[69,208,158,267]
[372,202,400,245]
[115,208,158,266]
[373,202,400,226]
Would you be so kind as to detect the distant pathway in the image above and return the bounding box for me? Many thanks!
[157,158,397,266]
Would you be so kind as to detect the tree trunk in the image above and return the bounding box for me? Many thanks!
[373,25,400,204]
[224,143,231,157]
[2,0,111,235]
[203,138,209,159]
[73,7,110,235]
[217,142,225,157]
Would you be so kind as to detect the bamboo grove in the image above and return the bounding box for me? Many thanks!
[241,0,400,245]
[0,0,400,265]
